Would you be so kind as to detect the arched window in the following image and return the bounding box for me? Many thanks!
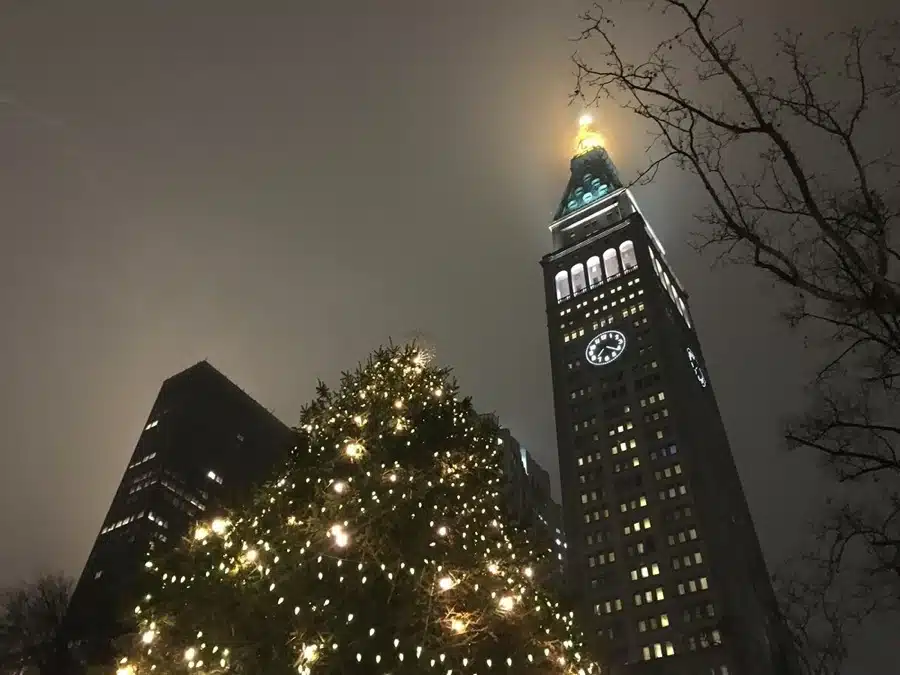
[603,248,620,279]
[571,263,587,295]
[661,271,671,290]
[677,297,692,328]
[587,256,603,287]
[653,257,662,277]
[555,270,570,302]
[620,240,637,270]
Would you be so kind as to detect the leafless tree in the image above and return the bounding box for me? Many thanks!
[0,574,75,675]
[571,1,899,672]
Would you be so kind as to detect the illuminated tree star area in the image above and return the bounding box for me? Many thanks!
[116,344,600,675]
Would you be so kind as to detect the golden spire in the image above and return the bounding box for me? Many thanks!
[574,114,606,156]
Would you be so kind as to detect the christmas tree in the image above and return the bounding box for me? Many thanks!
[114,344,600,675]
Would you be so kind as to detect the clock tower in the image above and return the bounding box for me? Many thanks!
[540,117,798,675]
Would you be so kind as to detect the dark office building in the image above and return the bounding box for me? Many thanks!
[540,118,797,675]
[497,426,567,584]
[66,361,295,661]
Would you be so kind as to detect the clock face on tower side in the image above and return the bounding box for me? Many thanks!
[687,347,707,387]
[586,330,627,366]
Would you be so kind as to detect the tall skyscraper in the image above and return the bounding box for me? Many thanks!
[66,361,295,662]
[540,118,796,675]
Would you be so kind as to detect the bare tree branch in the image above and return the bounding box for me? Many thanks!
[572,3,899,672]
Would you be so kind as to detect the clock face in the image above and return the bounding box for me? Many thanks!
[586,330,627,366]
[687,348,707,387]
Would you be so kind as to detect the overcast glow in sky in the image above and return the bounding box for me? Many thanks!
[0,1,895,671]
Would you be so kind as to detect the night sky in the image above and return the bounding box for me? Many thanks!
[0,1,893,671]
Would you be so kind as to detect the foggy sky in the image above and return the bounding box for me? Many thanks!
[0,1,894,671]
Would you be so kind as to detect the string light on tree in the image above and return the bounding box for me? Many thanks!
[112,343,599,675]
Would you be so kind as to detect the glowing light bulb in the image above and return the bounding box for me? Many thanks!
[331,524,350,548]
[438,576,456,591]
[141,629,155,644]
[574,114,606,155]
[437,526,448,537]
[244,549,258,563]
[116,667,135,675]
[498,596,515,612]
[334,481,346,494]
[524,567,533,578]
[302,644,319,662]
[345,442,363,458]
[450,618,467,633]
[194,526,209,541]
[433,388,443,397]
[211,518,228,534]
[185,647,196,661]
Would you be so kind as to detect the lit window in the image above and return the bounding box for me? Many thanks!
[660,613,669,627]
[571,263,587,294]
[654,644,663,659]
[603,248,620,279]
[555,271,570,301]
[147,511,168,529]
[620,240,637,270]
[665,642,674,656]
[655,587,664,600]
[145,420,159,430]
[587,256,603,287]
[642,646,651,661]
[207,470,223,484]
